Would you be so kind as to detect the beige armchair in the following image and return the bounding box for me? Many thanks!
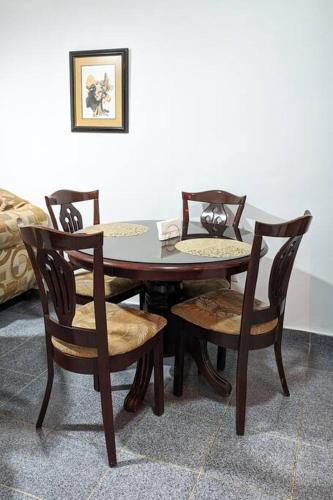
[0,188,48,304]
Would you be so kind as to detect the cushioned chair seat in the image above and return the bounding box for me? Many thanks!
[75,271,141,299]
[171,289,278,335]
[183,278,230,299]
[52,301,167,358]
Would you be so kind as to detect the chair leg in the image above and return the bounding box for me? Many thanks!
[236,349,249,436]
[173,328,185,397]
[36,359,54,429]
[139,290,145,310]
[274,340,290,397]
[93,374,100,392]
[99,371,117,467]
[153,332,164,416]
[216,346,226,371]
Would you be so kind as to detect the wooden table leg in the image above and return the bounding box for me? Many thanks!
[124,353,153,412]
[124,280,232,411]
[191,338,232,397]
[123,281,182,412]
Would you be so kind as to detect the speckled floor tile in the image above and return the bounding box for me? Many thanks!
[0,484,41,499]
[227,368,305,439]
[0,428,107,500]
[294,443,333,499]
[204,413,296,498]
[122,406,219,469]
[162,375,230,424]
[0,369,35,407]
[1,294,332,500]
[192,473,280,499]
[91,448,197,499]
[301,399,333,450]
[304,368,333,404]
[0,413,50,463]
[0,336,46,376]
[308,334,333,372]
[1,376,81,427]
[0,314,43,358]
[50,385,148,451]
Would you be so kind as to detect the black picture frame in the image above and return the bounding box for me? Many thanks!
[69,48,129,133]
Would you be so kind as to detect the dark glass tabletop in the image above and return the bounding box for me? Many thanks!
[79,220,266,265]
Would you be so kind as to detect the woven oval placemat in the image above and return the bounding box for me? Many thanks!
[175,238,251,258]
[83,223,149,237]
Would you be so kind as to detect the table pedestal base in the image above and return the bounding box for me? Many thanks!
[124,280,232,412]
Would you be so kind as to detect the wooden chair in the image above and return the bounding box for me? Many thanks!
[172,211,312,435]
[45,189,145,307]
[182,189,247,370]
[20,225,166,467]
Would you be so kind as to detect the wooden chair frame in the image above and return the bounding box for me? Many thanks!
[20,225,164,467]
[173,211,312,435]
[182,189,247,370]
[45,189,145,306]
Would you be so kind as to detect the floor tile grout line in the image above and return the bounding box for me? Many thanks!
[85,469,110,500]
[0,369,47,410]
[0,365,47,378]
[0,407,55,436]
[200,468,286,499]
[288,400,304,499]
[119,444,201,474]
[0,481,43,499]
[250,429,299,445]
[186,396,232,500]
[0,335,40,361]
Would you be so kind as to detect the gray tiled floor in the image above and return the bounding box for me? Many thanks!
[0,293,332,499]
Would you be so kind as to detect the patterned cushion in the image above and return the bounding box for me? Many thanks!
[0,188,26,211]
[171,289,278,335]
[74,271,141,299]
[183,278,230,299]
[0,243,36,304]
[0,189,48,249]
[0,189,49,304]
[51,301,167,358]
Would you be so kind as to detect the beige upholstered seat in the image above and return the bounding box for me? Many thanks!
[182,278,230,299]
[74,271,141,299]
[52,301,167,358]
[172,289,278,336]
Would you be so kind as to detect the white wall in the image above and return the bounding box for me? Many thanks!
[1,0,332,335]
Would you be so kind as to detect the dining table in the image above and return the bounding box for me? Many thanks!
[69,219,268,412]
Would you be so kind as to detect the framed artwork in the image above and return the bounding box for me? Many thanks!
[69,48,128,133]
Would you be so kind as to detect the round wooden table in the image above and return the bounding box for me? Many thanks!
[69,220,267,412]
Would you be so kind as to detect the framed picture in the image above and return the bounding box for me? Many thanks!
[69,48,128,133]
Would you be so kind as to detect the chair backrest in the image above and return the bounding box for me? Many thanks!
[20,225,108,357]
[240,211,312,336]
[182,190,246,228]
[45,189,100,233]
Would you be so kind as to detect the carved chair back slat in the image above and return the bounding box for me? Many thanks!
[182,190,246,228]
[20,225,106,350]
[36,248,76,326]
[59,203,83,233]
[45,189,100,233]
[241,212,312,333]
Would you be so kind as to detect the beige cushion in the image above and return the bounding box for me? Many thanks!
[0,188,48,304]
[0,243,36,304]
[172,289,278,336]
[52,301,167,358]
[0,188,48,249]
[75,271,141,299]
[183,278,230,299]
